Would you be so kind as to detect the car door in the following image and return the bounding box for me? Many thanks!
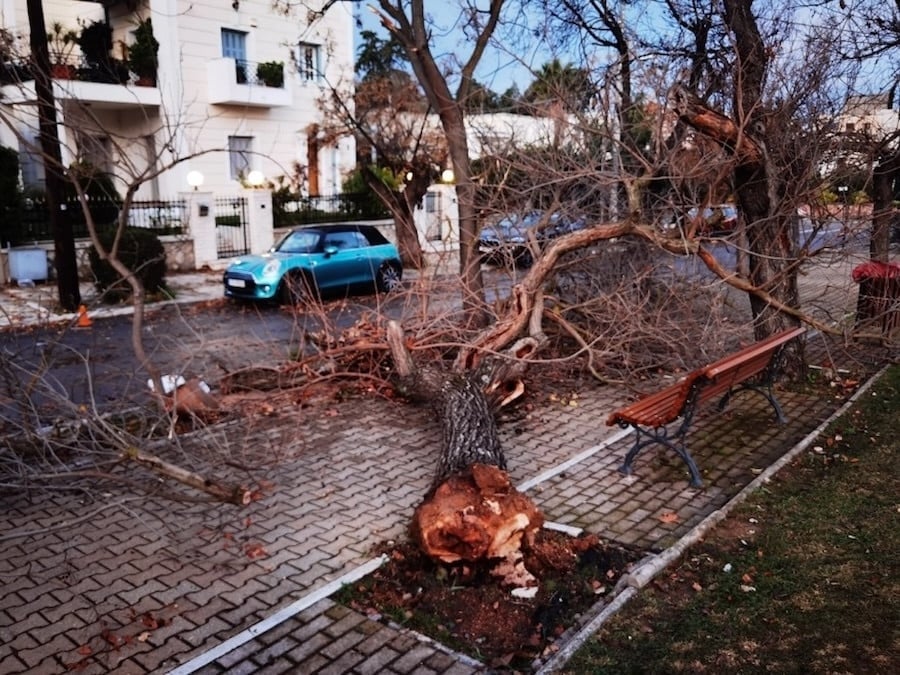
[315,229,370,290]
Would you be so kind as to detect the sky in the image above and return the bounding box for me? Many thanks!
[353,2,559,95]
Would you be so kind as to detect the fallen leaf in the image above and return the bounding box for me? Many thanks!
[659,512,680,524]
[77,645,92,656]
[137,632,151,642]
[244,543,268,559]
[692,581,703,592]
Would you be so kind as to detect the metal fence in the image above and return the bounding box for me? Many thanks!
[272,192,389,228]
[2,196,187,246]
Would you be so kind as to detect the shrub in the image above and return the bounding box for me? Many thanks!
[256,60,284,87]
[88,227,167,302]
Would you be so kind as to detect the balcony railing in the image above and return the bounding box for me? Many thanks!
[207,58,292,107]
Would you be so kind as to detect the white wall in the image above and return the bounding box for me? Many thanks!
[2,0,357,199]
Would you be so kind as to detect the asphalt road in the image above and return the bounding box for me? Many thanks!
[0,289,414,428]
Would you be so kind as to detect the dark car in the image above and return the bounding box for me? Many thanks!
[223,223,402,304]
[478,210,587,267]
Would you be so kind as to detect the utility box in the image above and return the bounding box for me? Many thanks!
[7,247,49,283]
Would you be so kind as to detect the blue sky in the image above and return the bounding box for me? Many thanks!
[353,2,557,94]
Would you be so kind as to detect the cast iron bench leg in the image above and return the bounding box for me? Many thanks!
[618,423,704,488]
[716,383,787,423]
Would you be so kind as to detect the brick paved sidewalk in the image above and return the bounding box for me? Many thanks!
[1,248,896,674]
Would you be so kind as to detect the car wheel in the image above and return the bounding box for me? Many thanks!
[279,271,314,306]
[376,262,403,292]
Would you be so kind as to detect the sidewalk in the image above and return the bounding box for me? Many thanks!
[0,270,225,331]
[0,251,895,674]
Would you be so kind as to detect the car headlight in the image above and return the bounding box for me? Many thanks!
[262,259,281,279]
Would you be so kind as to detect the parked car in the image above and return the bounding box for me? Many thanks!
[478,210,587,267]
[223,224,403,304]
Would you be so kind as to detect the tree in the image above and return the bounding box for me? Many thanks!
[522,59,594,113]
[26,0,80,310]
[371,0,505,326]
[828,0,900,262]
[323,29,442,269]
[268,0,880,572]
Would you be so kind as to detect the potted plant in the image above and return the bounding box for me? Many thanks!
[127,17,159,86]
[256,60,284,88]
[76,20,128,83]
[46,22,78,79]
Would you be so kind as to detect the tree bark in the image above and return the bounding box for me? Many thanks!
[363,168,425,269]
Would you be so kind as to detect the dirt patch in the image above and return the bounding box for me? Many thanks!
[339,530,642,671]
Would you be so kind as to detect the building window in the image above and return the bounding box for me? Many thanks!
[296,42,321,83]
[228,135,253,180]
[222,29,248,83]
[78,134,113,173]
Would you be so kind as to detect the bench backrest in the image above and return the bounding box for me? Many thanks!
[606,326,806,428]
[693,326,806,406]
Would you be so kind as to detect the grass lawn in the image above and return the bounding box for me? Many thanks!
[564,364,900,674]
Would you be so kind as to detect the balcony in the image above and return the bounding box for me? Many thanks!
[0,58,160,110]
[207,58,292,108]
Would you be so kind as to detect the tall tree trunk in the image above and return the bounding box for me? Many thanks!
[27,0,80,311]
[672,0,803,371]
[871,151,899,263]
[363,169,425,269]
[387,321,542,572]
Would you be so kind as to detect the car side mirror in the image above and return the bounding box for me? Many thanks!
[323,245,339,257]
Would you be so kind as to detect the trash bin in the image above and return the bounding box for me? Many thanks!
[852,261,900,338]
[7,246,49,284]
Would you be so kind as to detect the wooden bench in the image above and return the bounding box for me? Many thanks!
[606,326,806,488]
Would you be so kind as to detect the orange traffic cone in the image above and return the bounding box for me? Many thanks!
[76,304,92,328]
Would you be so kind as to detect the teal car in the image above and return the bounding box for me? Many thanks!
[223,224,403,304]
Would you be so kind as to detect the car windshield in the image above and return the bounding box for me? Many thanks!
[275,230,321,253]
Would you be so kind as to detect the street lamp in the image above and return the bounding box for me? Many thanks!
[187,170,204,191]
[247,170,265,188]
[440,168,455,184]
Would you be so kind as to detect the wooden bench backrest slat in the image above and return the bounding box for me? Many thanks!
[701,327,806,380]
[606,326,806,429]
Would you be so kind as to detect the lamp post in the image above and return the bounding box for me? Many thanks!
[837,185,849,223]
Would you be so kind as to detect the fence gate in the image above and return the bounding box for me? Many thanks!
[215,196,250,258]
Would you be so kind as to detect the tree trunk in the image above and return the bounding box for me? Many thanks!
[363,169,425,270]
[871,151,899,263]
[673,1,803,372]
[386,321,543,576]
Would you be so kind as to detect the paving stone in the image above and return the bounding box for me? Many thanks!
[0,653,26,673]
[392,644,443,671]
[17,632,77,668]
[283,632,333,664]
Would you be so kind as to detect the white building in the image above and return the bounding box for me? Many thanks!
[0,0,356,198]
